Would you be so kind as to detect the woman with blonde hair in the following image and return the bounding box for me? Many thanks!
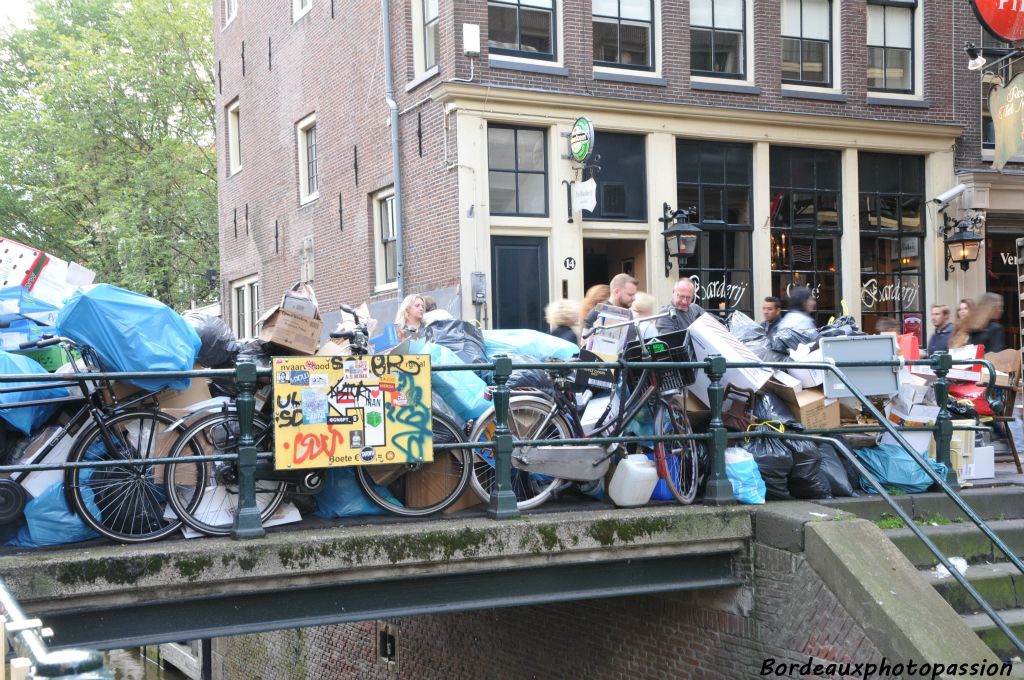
[579,284,610,328]
[950,293,1005,352]
[394,294,426,341]
[545,299,580,345]
[630,292,659,340]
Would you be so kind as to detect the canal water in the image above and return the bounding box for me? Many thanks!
[105,648,188,680]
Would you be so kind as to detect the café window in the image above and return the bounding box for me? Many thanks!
[676,139,753,316]
[584,132,646,221]
[858,152,925,338]
[488,125,548,216]
[769,146,842,325]
[593,0,654,70]
[866,0,914,93]
[489,0,556,61]
[690,0,745,78]
[781,0,831,86]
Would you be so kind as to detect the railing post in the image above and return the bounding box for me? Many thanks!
[931,351,959,490]
[702,354,736,505]
[488,355,519,519]
[232,360,266,539]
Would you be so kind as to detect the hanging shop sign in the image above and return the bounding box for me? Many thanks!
[569,117,595,164]
[971,0,1024,42]
[273,354,432,470]
[990,72,1024,171]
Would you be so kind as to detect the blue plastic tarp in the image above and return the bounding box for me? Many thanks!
[0,350,68,435]
[853,444,949,495]
[56,284,200,391]
[407,339,489,421]
[313,468,393,517]
[482,329,579,361]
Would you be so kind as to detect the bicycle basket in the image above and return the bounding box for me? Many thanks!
[621,330,695,394]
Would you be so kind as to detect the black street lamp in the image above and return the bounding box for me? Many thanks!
[941,216,984,280]
[660,203,700,277]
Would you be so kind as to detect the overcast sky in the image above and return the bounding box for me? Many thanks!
[0,1,34,32]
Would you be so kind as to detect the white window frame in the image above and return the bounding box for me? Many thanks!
[227,100,241,176]
[689,0,754,87]
[592,0,662,79]
[293,0,312,23]
[231,275,260,340]
[409,0,441,89]
[373,188,399,291]
[296,113,319,204]
[223,0,238,28]
[864,0,923,101]
[779,0,841,93]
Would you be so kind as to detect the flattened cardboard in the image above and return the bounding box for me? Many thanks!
[688,314,772,405]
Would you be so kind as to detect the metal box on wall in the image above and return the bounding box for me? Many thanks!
[819,335,899,399]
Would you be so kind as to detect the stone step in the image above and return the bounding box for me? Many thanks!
[885,519,1024,568]
[961,608,1024,664]
[821,486,1024,523]
[923,562,1024,614]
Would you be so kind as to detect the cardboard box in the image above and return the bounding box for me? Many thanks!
[880,431,934,455]
[765,381,840,430]
[403,456,483,514]
[787,343,824,388]
[912,345,983,382]
[930,419,976,469]
[160,375,213,410]
[316,339,352,357]
[687,314,773,405]
[671,392,711,431]
[259,307,323,354]
[964,445,995,480]
[886,401,940,427]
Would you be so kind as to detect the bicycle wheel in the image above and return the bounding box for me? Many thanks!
[653,402,700,505]
[164,412,286,537]
[64,409,183,544]
[468,395,572,511]
[354,411,472,517]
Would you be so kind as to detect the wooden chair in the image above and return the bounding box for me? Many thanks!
[991,370,1024,474]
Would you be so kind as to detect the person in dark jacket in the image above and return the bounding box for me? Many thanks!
[655,278,705,335]
[545,298,580,346]
[761,296,782,339]
[951,292,1005,353]
[927,304,953,355]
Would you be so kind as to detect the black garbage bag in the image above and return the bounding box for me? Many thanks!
[182,312,242,368]
[424,320,487,366]
[727,311,789,363]
[786,438,832,499]
[752,391,799,428]
[770,326,819,353]
[947,397,977,419]
[505,353,556,398]
[818,315,863,339]
[817,442,855,497]
[741,430,793,501]
[694,441,711,493]
[214,339,274,396]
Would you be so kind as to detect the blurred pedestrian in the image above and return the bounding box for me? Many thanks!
[761,296,782,339]
[421,295,437,313]
[957,298,974,320]
[952,292,1005,352]
[583,274,637,335]
[545,299,580,345]
[631,292,659,340]
[777,287,816,334]
[875,317,900,334]
[927,304,953,355]
[579,284,610,333]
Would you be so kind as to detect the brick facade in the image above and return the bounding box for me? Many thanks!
[211,543,882,679]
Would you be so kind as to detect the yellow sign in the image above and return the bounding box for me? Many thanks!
[272,355,432,469]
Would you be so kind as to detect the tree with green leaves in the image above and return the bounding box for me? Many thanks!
[0,0,217,310]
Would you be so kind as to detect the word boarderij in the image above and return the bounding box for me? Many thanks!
[272,355,433,470]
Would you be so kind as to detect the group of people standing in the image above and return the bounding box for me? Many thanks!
[927,293,1006,355]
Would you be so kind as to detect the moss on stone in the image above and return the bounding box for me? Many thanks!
[174,555,214,581]
[54,554,166,586]
[586,516,674,547]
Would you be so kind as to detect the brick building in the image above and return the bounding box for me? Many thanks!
[214,0,1021,346]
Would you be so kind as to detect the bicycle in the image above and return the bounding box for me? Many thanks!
[163,304,473,534]
[467,314,702,510]
[11,335,190,543]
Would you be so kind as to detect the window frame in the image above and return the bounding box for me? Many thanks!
[592,0,656,72]
[781,0,832,87]
[857,152,926,338]
[488,0,557,62]
[487,124,549,217]
[223,0,238,28]
[293,0,312,23]
[231,275,260,340]
[866,0,915,94]
[373,188,399,291]
[582,131,647,222]
[226,100,241,177]
[296,113,318,205]
[423,0,440,71]
[690,0,747,80]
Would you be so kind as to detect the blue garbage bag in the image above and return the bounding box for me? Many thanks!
[313,467,394,517]
[407,339,489,421]
[0,286,59,326]
[482,329,579,361]
[7,480,99,547]
[725,447,766,504]
[56,284,201,391]
[853,444,948,495]
[0,350,68,435]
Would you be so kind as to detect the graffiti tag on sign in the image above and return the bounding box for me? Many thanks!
[272,355,432,470]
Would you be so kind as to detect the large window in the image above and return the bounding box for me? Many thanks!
[583,132,646,221]
[858,153,925,338]
[781,0,830,85]
[423,0,439,70]
[690,0,745,78]
[374,189,398,287]
[770,147,842,324]
[232,275,260,340]
[488,126,547,216]
[489,0,555,60]
[866,0,914,93]
[224,0,237,26]
[226,100,241,176]
[677,140,754,317]
[593,0,654,70]
[297,113,318,204]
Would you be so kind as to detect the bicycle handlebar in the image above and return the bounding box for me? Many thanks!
[18,335,64,350]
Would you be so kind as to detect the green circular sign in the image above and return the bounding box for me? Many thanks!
[569,117,595,164]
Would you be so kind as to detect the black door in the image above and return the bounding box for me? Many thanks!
[491,236,548,331]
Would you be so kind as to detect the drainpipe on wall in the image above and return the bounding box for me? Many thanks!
[381,0,405,299]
